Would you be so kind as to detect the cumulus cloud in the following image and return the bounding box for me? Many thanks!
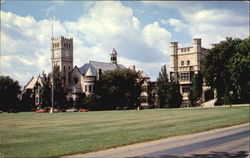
[142,21,171,53]
[144,1,249,47]
[1,1,171,85]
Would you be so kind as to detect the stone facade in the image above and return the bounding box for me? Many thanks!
[170,38,213,106]
[52,36,73,89]
[24,36,153,109]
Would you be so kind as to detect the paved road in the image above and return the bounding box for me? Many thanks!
[65,123,249,158]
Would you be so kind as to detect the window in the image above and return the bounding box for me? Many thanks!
[142,86,147,92]
[35,97,39,104]
[140,96,148,103]
[180,73,190,81]
[85,86,88,92]
[89,85,92,93]
[181,61,184,66]
[187,60,190,65]
[68,66,71,83]
[74,77,78,84]
[99,69,102,76]
[182,87,190,93]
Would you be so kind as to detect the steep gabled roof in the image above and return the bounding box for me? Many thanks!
[78,60,126,76]
[85,66,96,77]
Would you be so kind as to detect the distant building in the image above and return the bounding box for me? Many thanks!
[24,36,153,109]
[169,38,214,107]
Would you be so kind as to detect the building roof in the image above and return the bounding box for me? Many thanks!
[23,75,43,90]
[140,71,150,79]
[85,66,96,77]
[79,60,126,76]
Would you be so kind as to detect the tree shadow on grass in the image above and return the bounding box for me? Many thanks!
[133,151,249,158]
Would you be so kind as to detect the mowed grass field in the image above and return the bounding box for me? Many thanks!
[0,106,249,157]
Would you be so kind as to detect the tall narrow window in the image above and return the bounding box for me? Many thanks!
[68,66,71,83]
[89,85,92,93]
[181,61,184,66]
[187,60,190,65]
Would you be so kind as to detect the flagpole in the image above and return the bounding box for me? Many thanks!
[50,16,54,113]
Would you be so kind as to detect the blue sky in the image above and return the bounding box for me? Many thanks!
[1,1,249,86]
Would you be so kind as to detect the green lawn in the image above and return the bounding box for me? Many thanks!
[0,106,249,157]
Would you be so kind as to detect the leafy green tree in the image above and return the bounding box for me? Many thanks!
[95,69,142,110]
[189,72,203,106]
[156,65,182,108]
[50,66,67,109]
[202,37,249,105]
[20,89,35,111]
[0,75,21,112]
[228,53,250,103]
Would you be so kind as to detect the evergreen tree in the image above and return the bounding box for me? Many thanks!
[156,65,182,108]
[156,65,169,108]
[189,72,203,106]
[39,73,51,108]
[167,82,183,108]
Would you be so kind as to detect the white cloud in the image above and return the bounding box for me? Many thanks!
[1,1,172,86]
[142,22,171,54]
[145,1,249,48]
[161,18,188,32]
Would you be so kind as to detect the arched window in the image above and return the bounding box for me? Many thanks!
[68,66,71,83]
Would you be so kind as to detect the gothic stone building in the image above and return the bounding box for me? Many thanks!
[24,36,153,109]
[170,38,215,107]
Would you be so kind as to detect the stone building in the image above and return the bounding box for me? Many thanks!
[170,38,214,106]
[24,36,153,109]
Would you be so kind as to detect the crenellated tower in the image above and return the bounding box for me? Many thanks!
[169,41,178,82]
[51,36,73,89]
[192,38,201,72]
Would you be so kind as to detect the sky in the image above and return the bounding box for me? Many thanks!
[1,1,249,86]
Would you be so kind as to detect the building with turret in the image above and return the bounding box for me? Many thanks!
[24,36,153,109]
[170,38,214,106]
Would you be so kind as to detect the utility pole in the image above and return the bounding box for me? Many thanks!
[50,16,54,113]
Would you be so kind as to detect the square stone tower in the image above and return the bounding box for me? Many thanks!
[51,36,73,89]
[169,38,210,106]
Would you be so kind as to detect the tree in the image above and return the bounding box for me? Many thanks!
[228,53,250,103]
[156,65,169,108]
[201,37,250,105]
[189,72,203,106]
[0,75,21,112]
[95,69,143,110]
[166,82,183,108]
[20,89,35,111]
[50,66,67,109]
[39,72,51,108]
[156,65,182,108]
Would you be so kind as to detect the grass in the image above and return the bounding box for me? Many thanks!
[0,106,249,157]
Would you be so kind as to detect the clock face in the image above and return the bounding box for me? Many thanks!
[65,50,70,57]
[54,50,59,58]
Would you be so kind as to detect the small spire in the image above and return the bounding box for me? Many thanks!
[111,48,117,55]
[110,48,117,64]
